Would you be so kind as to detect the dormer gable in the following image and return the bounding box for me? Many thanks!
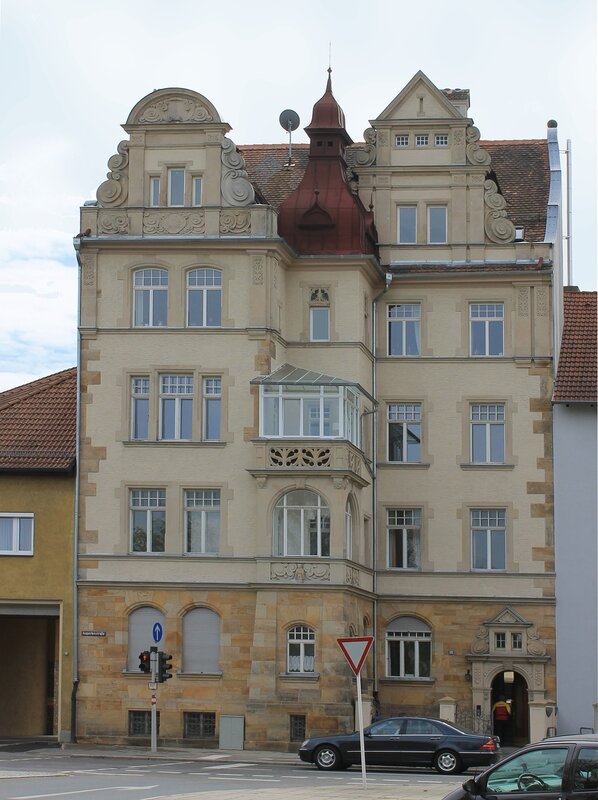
[374,70,468,122]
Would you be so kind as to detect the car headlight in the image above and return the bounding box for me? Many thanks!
[300,740,310,748]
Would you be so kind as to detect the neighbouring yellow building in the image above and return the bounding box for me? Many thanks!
[0,368,77,741]
[74,71,561,752]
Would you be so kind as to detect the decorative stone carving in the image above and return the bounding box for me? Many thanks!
[466,126,491,166]
[252,255,264,285]
[536,287,548,316]
[310,288,330,305]
[96,141,129,207]
[221,137,255,206]
[137,97,213,124]
[518,287,530,317]
[471,626,490,654]
[81,255,96,287]
[453,129,464,145]
[377,130,389,146]
[347,451,362,475]
[484,179,516,243]
[98,212,129,235]
[272,259,278,288]
[527,628,547,657]
[345,567,360,586]
[270,563,330,582]
[269,447,332,468]
[354,128,377,167]
[220,210,251,234]
[143,211,205,235]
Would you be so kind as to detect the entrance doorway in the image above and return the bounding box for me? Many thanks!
[491,670,529,746]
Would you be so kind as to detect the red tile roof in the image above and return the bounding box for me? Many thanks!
[554,290,597,403]
[0,368,77,472]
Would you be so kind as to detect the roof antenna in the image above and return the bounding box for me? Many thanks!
[279,109,300,168]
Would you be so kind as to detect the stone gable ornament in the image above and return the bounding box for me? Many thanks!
[221,137,255,206]
[96,141,129,207]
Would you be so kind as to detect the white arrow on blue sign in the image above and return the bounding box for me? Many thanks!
[152,622,163,644]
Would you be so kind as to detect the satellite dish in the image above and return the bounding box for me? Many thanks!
[279,109,300,132]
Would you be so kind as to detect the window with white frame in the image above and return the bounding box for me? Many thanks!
[128,606,165,670]
[0,514,33,555]
[192,177,202,207]
[187,269,222,327]
[182,607,220,673]
[131,376,150,440]
[261,385,359,445]
[149,176,160,207]
[471,509,506,570]
[470,303,504,356]
[185,489,220,554]
[168,168,185,206]
[388,303,420,356]
[435,133,449,146]
[427,206,447,243]
[495,632,506,649]
[133,269,168,327]
[512,632,523,650]
[160,374,193,440]
[471,403,505,463]
[130,489,166,553]
[309,288,330,343]
[203,377,221,440]
[397,206,417,244]
[415,134,429,147]
[287,625,315,673]
[387,509,421,568]
[274,490,330,557]
[395,134,409,147]
[386,616,431,678]
[345,498,353,560]
[388,403,421,462]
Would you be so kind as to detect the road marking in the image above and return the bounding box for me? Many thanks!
[202,762,248,770]
[11,787,159,799]
[197,754,230,760]
[207,775,279,782]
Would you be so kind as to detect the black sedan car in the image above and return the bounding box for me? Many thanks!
[441,733,598,799]
[299,716,499,774]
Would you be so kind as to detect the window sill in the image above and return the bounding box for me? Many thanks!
[177,672,223,680]
[379,676,435,684]
[460,463,514,470]
[378,462,431,469]
[124,440,226,448]
[278,672,320,682]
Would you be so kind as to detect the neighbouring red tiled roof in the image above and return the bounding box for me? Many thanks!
[0,368,77,472]
[554,290,597,403]
[240,139,550,242]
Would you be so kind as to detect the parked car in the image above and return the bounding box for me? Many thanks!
[441,733,598,799]
[298,716,499,774]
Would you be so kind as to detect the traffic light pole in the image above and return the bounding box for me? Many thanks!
[150,646,158,754]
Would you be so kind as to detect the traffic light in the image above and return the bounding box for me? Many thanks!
[158,651,173,682]
[138,650,151,673]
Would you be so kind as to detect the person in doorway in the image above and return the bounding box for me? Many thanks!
[492,695,511,743]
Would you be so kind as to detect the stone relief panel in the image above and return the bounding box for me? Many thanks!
[465,126,491,166]
[517,287,530,317]
[471,626,490,654]
[252,255,264,285]
[484,179,516,243]
[345,567,360,586]
[98,212,129,235]
[81,254,97,287]
[268,447,332,468]
[96,141,129,207]
[220,209,251,234]
[221,137,255,206]
[535,287,549,316]
[354,128,377,167]
[270,563,330,582]
[143,211,205,235]
[137,96,214,124]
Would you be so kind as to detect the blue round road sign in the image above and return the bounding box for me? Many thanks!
[152,622,163,643]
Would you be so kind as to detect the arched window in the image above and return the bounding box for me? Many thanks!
[187,269,222,327]
[274,490,330,557]
[133,268,168,327]
[182,608,221,673]
[386,616,431,678]
[128,606,165,670]
[287,625,315,673]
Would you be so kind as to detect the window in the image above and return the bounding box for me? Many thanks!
[395,134,409,147]
[287,625,315,673]
[470,303,504,356]
[192,177,202,207]
[182,608,221,673]
[131,377,149,440]
[160,375,193,440]
[274,490,330,557]
[397,206,417,243]
[290,714,306,741]
[435,134,449,146]
[486,747,568,794]
[0,514,33,555]
[386,616,431,678]
[471,403,505,463]
[184,712,216,738]
[185,490,220,554]
[415,134,429,147]
[149,177,160,207]
[471,509,506,570]
[187,269,222,327]
[168,168,185,206]
[129,710,159,736]
[128,606,165,670]
[388,403,421,462]
[388,509,421,568]
[133,269,168,327]
[495,632,506,649]
[388,303,420,356]
[345,499,353,560]
[512,632,523,650]
[131,489,166,552]
[574,748,598,791]
[428,206,447,244]
[203,377,221,440]
[310,307,330,341]
[261,385,359,444]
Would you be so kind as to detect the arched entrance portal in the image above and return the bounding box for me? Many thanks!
[491,670,529,747]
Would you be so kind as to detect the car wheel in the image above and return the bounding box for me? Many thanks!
[314,745,342,770]
[434,749,462,775]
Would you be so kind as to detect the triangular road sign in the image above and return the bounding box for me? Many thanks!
[337,636,374,675]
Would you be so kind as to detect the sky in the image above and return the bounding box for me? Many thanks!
[0,0,596,392]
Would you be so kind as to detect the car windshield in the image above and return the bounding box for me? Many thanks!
[486,747,568,793]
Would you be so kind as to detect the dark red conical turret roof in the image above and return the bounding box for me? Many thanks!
[278,70,377,256]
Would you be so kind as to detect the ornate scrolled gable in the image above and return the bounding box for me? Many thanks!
[125,88,222,126]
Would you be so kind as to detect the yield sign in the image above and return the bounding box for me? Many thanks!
[337,636,374,675]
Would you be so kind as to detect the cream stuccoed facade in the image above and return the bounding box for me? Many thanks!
[75,71,560,750]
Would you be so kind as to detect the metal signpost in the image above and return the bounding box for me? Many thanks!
[150,623,162,754]
[337,636,374,788]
